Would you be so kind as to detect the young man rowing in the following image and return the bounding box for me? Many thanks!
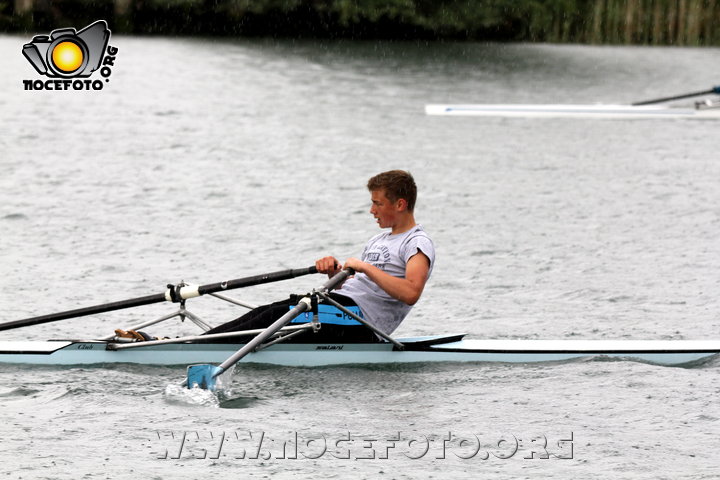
[315,170,434,336]
[205,170,435,341]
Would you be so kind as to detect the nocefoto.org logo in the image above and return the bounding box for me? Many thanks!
[22,20,119,91]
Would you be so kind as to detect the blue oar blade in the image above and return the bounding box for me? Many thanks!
[187,364,223,391]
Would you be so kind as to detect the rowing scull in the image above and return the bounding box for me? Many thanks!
[1,334,717,367]
[424,103,720,119]
[2,266,717,373]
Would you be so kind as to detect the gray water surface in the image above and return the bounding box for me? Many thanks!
[1,37,719,478]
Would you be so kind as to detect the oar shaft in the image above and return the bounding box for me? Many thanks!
[214,268,354,375]
[0,266,318,332]
[322,267,355,291]
[216,299,312,372]
[632,86,720,106]
[0,293,167,332]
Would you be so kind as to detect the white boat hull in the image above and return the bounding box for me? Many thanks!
[425,104,720,119]
[0,336,717,367]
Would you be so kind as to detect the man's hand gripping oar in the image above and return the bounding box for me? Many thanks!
[186,268,354,391]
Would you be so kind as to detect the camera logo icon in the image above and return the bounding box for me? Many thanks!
[22,20,110,78]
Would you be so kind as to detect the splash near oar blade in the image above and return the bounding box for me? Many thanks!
[187,364,224,391]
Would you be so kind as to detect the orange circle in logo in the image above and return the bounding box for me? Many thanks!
[51,41,84,73]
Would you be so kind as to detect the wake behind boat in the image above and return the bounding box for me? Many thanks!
[1,267,718,371]
[426,85,720,119]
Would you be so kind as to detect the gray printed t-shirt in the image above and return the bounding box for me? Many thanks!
[338,224,435,335]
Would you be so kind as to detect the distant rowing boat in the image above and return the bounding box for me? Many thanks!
[424,103,720,119]
[426,84,720,119]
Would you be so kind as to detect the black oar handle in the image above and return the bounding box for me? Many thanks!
[0,266,318,332]
[198,266,317,296]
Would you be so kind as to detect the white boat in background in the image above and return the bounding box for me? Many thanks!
[424,103,720,119]
[426,84,720,119]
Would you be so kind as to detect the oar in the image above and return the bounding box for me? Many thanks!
[632,85,720,106]
[186,268,354,391]
[0,266,318,332]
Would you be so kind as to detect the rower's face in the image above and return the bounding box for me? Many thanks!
[369,189,400,229]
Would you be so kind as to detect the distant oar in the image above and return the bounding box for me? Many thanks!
[186,268,354,391]
[632,85,720,106]
[0,266,318,332]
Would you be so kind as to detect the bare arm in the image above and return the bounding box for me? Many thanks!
[344,252,430,305]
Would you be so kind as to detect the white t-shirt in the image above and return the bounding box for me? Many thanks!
[338,224,435,335]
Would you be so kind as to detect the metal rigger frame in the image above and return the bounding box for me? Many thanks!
[106,282,404,352]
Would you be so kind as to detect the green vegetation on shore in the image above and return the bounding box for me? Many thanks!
[3,0,719,45]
